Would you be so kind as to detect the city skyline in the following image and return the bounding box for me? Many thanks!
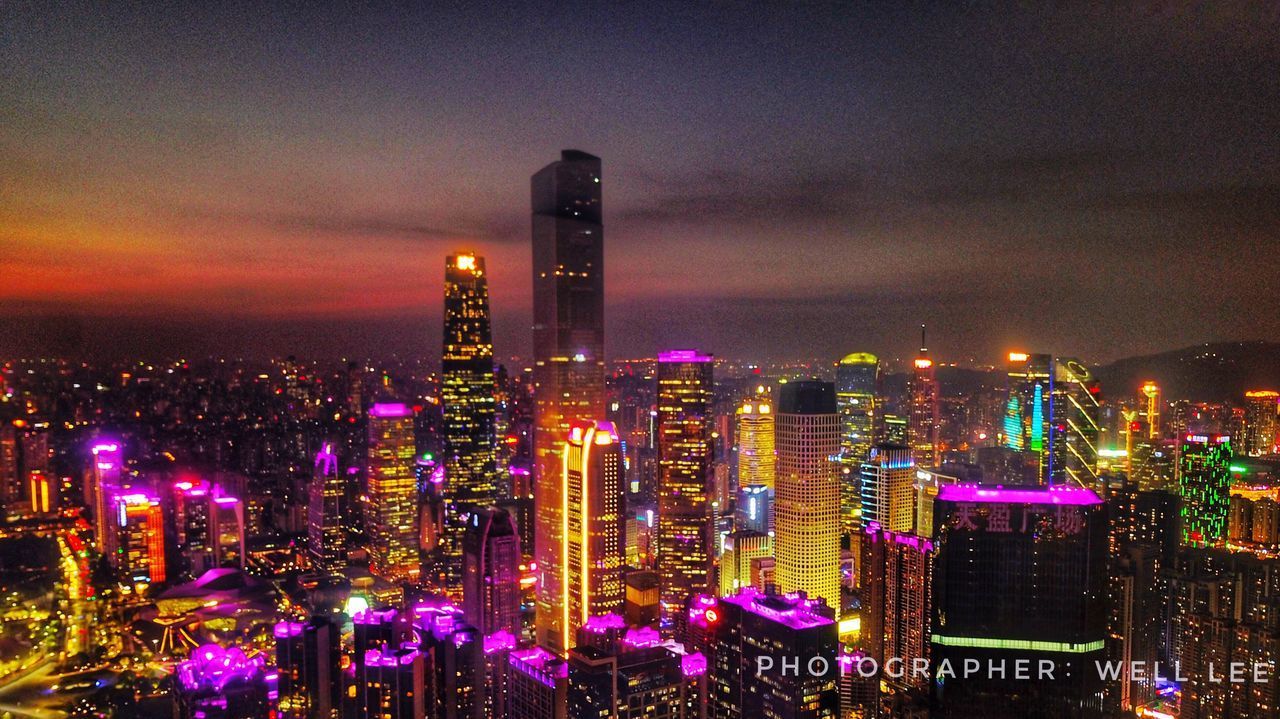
[4,4,1280,363]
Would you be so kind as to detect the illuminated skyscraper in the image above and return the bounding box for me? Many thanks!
[366,402,420,583]
[859,442,916,533]
[655,350,714,620]
[1046,357,1102,487]
[734,396,775,491]
[706,588,839,719]
[1178,433,1232,546]
[562,420,626,649]
[1243,390,1279,456]
[837,352,878,535]
[113,492,166,586]
[718,529,771,597]
[462,506,522,638]
[90,440,124,552]
[532,150,605,653]
[860,526,933,699]
[836,352,878,461]
[308,442,346,574]
[440,252,501,598]
[774,380,841,609]
[907,328,940,467]
[1004,352,1050,479]
[1140,381,1161,439]
[274,617,340,719]
[210,495,246,570]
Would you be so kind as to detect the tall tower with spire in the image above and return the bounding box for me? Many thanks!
[907,325,940,468]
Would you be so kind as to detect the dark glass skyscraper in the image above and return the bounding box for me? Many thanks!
[931,484,1109,717]
[308,442,346,574]
[532,150,605,653]
[440,252,500,599]
[462,506,522,638]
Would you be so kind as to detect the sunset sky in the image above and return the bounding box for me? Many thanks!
[3,3,1278,363]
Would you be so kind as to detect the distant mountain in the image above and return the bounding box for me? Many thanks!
[1095,341,1280,403]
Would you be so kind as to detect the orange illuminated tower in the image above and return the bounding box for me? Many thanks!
[561,420,625,650]
[366,402,420,583]
[907,325,940,467]
[1243,391,1279,457]
[114,493,166,586]
[439,252,500,598]
[1140,381,1161,440]
[531,151,605,653]
[655,350,714,621]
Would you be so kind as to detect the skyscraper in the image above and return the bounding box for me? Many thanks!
[837,352,878,535]
[462,506,522,638]
[308,442,346,574]
[734,396,775,491]
[859,442,916,533]
[907,329,940,468]
[1178,433,1232,546]
[440,252,501,599]
[1046,357,1102,487]
[562,420,626,649]
[113,492,166,586]
[655,350,715,620]
[860,526,933,701]
[706,587,840,719]
[931,484,1108,717]
[774,380,841,610]
[1140,381,1161,439]
[532,150,605,653]
[1243,390,1279,456]
[366,402,420,583]
[274,617,340,719]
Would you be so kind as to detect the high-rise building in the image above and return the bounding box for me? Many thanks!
[1243,390,1279,456]
[774,380,841,610]
[718,529,771,597]
[462,506,522,638]
[440,252,501,599]
[113,492,166,586]
[836,352,878,459]
[655,350,715,620]
[532,150,606,653]
[735,396,775,492]
[735,483,771,535]
[90,440,124,553]
[860,527,933,700]
[907,329,940,468]
[210,495,246,570]
[274,617,340,719]
[366,402,420,583]
[309,442,346,574]
[1178,433,1232,546]
[509,647,569,719]
[1140,381,1162,439]
[931,484,1108,717]
[706,587,840,719]
[567,617,706,719]
[357,644,426,719]
[859,443,915,534]
[837,352,878,535]
[1046,357,1102,487]
[563,420,626,649]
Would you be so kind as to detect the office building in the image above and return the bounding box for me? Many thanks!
[462,505,522,638]
[366,402,420,583]
[532,150,606,653]
[1178,433,1233,546]
[309,442,347,574]
[1243,390,1279,456]
[774,380,841,609]
[859,443,915,534]
[907,330,940,467]
[440,252,501,598]
[655,350,715,620]
[931,484,1108,717]
[563,420,626,649]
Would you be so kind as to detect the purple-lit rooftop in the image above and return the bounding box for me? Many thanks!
[510,646,569,685]
[721,588,835,630]
[583,612,627,633]
[658,349,713,363]
[681,652,708,677]
[483,630,517,655]
[937,484,1103,506]
[369,402,413,418]
[273,621,304,639]
[175,643,267,693]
